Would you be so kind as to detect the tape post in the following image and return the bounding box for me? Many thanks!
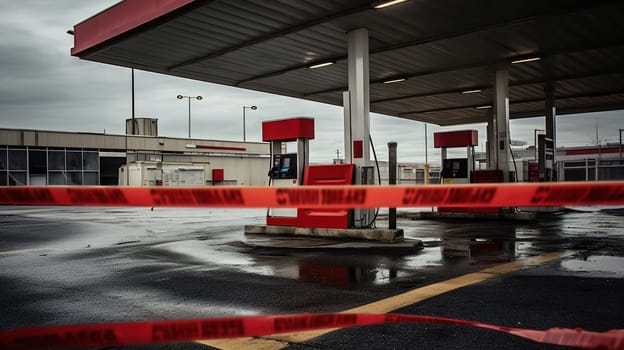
[0,313,622,350]
[0,182,623,208]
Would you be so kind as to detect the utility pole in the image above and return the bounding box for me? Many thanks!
[619,128,623,161]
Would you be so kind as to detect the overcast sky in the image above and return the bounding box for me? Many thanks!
[1,1,622,164]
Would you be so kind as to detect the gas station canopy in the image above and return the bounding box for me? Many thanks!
[71,0,624,126]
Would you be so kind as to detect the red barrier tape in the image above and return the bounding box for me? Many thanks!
[0,313,622,350]
[0,182,623,208]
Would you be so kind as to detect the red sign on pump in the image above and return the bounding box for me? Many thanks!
[434,130,478,148]
[262,117,315,142]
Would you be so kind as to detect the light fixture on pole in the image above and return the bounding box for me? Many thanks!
[177,95,202,138]
[383,77,407,84]
[242,105,258,142]
[308,61,334,69]
[511,56,541,64]
[373,0,408,9]
[461,89,482,94]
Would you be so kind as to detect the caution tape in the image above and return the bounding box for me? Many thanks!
[0,182,623,208]
[0,313,622,350]
[0,182,622,208]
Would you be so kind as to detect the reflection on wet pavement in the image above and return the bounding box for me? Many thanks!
[441,238,515,264]
[561,255,624,277]
[298,263,389,288]
[2,206,623,294]
[234,207,620,288]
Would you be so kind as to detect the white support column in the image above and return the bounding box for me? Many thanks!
[343,91,352,164]
[296,138,309,185]
[545,84,556,142]
[271,141,281,157]
[494,69,511,182]
[486,109,497,169]
[346,28,371,170]
[467,145,474,177]
[345,28,373,228]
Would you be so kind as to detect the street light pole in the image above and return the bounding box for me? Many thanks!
[177,95,202,138]
[620,129,624,162]
[424,123,429,185]
[188,98,191,138]
[131,68,135,135]
[242,105,258,142]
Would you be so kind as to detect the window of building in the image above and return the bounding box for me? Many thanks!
[8,149,27,170]
[83,151,98,171]
[565,160,596,167]
[67,172,82,185]
[48,151,65,170]
[84,172,99,185]
[66,152,82,171]
[49,172,65,185]
[0,148,6,170]
[8,172,27,186]
[28,150,47,174]
[564,168,595,181]
[599,166,624,180]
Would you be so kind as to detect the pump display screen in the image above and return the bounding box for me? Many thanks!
[441,158,468,178]
[280,158,290,173]
[271,153,297,179]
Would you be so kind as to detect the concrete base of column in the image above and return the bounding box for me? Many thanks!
[399,211,537,221]
[245,224,404,242]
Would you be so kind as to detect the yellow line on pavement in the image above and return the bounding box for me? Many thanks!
[196,337,288,350]
[199,251,563,349]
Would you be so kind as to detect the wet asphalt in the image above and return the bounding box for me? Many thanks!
[1,206,623,349]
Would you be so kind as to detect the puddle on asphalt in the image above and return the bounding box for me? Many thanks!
[293,236,519,288]
[297,263,395,288]
[441,238,516,264]
[560,255,624,277]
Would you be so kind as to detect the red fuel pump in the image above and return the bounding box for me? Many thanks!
[434,130,478,184]
[263,117,313,227]
[262,117,354,229]
[434,130,500,213]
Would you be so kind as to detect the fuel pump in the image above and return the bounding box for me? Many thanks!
[538,134,555,182]
[434,130,478,184]
[262,117,313,226]
[261,117,374,230]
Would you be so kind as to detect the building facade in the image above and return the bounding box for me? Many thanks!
[557,145,624,181]
[0,127,270,186]
[475,145,624,182]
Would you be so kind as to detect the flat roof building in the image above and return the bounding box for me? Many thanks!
[0,124,269,187]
